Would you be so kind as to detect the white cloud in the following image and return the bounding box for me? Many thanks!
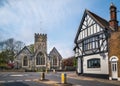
[48,40,74,58]
[0,0,90,58]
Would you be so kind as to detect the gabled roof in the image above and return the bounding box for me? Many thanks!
[74,9,109,43]
[49,47,62,60]
[15,46,32,57]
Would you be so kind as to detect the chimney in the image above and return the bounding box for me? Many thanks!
[109,3,118,31]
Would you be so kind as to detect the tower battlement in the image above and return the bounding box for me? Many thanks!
[34,33,47,53]
[34,33,47,42]
[35,33,47,38]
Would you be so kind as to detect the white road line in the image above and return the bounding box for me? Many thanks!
[25,79,31,82]
[16,80,23,82]
[10,74,24,76]
[0,81,6,83]
[7,80,14,82]
[0,79,38,83]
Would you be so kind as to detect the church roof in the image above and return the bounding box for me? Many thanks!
[49,47,62,59]
[15,46,33,59]
[74,9,109,43]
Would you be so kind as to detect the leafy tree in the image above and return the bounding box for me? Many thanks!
[0,38,25,54]
[0,49,15,69]
[73,57,77,67]
[62,56,74,67]
[0,50,15,63]
[27,44,34,53]
[0,38,25,69]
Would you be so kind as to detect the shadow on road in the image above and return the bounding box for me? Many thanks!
[0,82,29,86]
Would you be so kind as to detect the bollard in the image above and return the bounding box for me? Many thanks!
[61,73,67,84]
[41,72,45,80]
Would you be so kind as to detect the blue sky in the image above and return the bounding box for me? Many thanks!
[0,0,120,58]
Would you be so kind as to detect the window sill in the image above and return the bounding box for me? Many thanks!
[87,68,101,71]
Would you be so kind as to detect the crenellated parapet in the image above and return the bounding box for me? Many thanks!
[35,33,47,42]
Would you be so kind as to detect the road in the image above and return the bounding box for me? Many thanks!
[0,72,119,86]
[0,72,49,86]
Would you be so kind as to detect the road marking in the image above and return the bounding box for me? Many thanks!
[0,79,38,83]
[25,79,31,82]
[33,79,39,81]
[16,80,23,82]
[7,80,14,82]
[10,74,24,76]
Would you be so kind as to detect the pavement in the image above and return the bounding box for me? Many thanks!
[38,71,120,86]
[61,72,120,86]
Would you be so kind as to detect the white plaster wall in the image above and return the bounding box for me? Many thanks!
[77,58,81,73]
[83,53,109,74]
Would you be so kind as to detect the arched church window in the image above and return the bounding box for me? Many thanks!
[23,56,28,66]
[53,56,57,65]
[36,52,45,65]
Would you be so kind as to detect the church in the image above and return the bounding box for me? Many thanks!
[74,3,120,80]
[14,33,62,70]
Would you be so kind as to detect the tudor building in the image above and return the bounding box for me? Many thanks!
[74,3,120,80]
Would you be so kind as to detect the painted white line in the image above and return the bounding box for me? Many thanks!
[16,80,23,82]
[0,81,6,83]
[25,79,31,82]
[7,80,14,82]
[10,74,24,76]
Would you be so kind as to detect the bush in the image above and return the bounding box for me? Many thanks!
[64,66,76,71]
[36,67,46,72]
[0,63,7,69]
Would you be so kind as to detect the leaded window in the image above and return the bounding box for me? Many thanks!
[83,36,99,51]
[23,56,28,66]
[53,57,57,65]
[36,52,45,65]
[87,58,100,68]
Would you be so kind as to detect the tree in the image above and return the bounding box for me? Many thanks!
[0,49,15,69]
[27,44,34,53]
[14,41,25,54]
[0,38,25,69]
[62,56,76,71]
[62,56,74,67]
[73,57,77,67]
[0,38,25,54]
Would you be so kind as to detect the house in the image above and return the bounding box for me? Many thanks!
[74,3,120,80]
[15,33,62,70]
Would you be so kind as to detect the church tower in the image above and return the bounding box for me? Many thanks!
[34,33,47,53]
[34,33,47,69]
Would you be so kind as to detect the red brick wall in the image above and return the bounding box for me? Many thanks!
[108,31,120,77]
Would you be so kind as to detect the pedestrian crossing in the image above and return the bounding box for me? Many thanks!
[0,79,39,83]
[0,73,29,77]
